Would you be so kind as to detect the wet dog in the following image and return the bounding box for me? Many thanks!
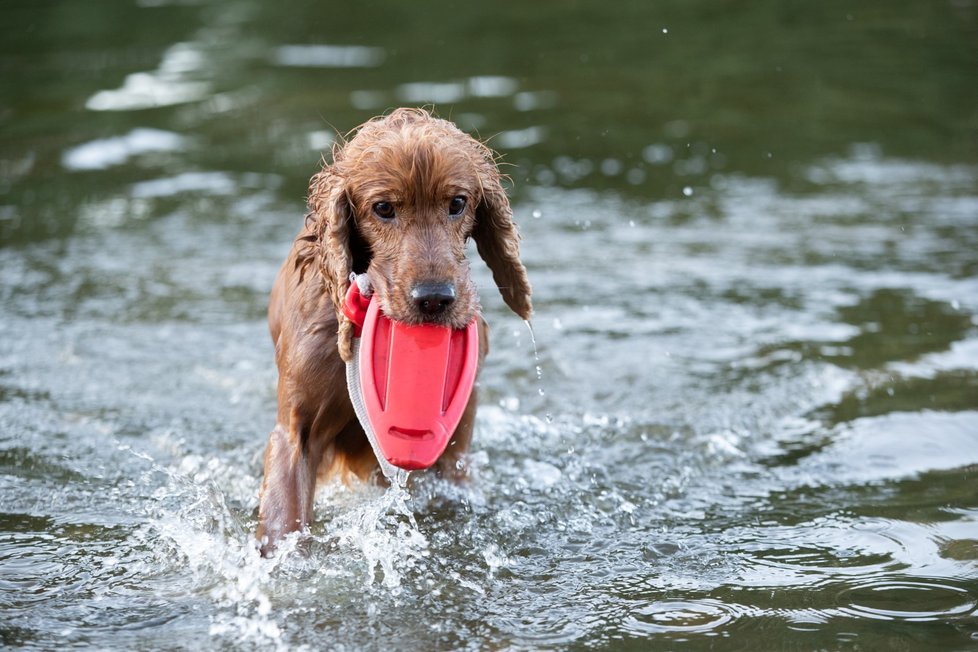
[257,108,532,555]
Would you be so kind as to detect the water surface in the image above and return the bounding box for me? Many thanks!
[2,0,977,649]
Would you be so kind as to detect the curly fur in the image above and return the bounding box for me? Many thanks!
[257,108,532,555]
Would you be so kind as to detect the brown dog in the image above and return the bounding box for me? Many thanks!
[257,108,532,555]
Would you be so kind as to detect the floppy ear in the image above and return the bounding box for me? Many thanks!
[307,166,358,362]
[473,167,533,320]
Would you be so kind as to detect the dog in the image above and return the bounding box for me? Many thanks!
[257,108,532,555]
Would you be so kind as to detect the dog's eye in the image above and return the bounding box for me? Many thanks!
[448,196,467,218]
[373,201,396,220]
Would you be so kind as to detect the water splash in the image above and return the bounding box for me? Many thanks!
[140,457,289,650]
[326,480,428,590]
[391,467,410,490]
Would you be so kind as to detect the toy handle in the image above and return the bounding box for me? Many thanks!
[342,276,372,337]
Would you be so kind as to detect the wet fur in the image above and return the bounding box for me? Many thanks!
[257,108,532,555]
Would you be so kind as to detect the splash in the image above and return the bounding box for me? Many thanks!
[325,480,429,591]
[139,456,289,650]
[142,447,433,646]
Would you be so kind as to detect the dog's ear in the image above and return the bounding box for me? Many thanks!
[473,162,533,321]
[307,166,358,362]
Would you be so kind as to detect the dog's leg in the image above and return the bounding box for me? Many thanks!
[256,423,299,554]
[256,410,332,557]
[434,387,477,482]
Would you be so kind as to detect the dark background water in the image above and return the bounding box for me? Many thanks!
[2,0,977,649]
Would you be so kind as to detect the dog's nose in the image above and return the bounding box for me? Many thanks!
[411,282,456,316]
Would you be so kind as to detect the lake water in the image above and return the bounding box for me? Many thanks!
[2,0,977,649]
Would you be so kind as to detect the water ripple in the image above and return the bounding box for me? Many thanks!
[836,578,977,622]
[620,598,740,635]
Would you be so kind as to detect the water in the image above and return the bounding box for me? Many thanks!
[2,0,978,649]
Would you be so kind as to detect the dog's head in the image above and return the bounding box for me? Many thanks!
[305,108,532,361]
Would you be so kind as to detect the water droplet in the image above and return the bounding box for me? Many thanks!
[525,319,538,350]
[531,208,542,219]
[526,319,549,401]
[682,186,693,197]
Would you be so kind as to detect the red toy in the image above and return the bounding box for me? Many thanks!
[343,279,479,473]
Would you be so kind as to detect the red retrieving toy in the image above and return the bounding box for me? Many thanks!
[343,278,479,472]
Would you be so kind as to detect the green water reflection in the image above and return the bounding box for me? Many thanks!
[3,0,977,244]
